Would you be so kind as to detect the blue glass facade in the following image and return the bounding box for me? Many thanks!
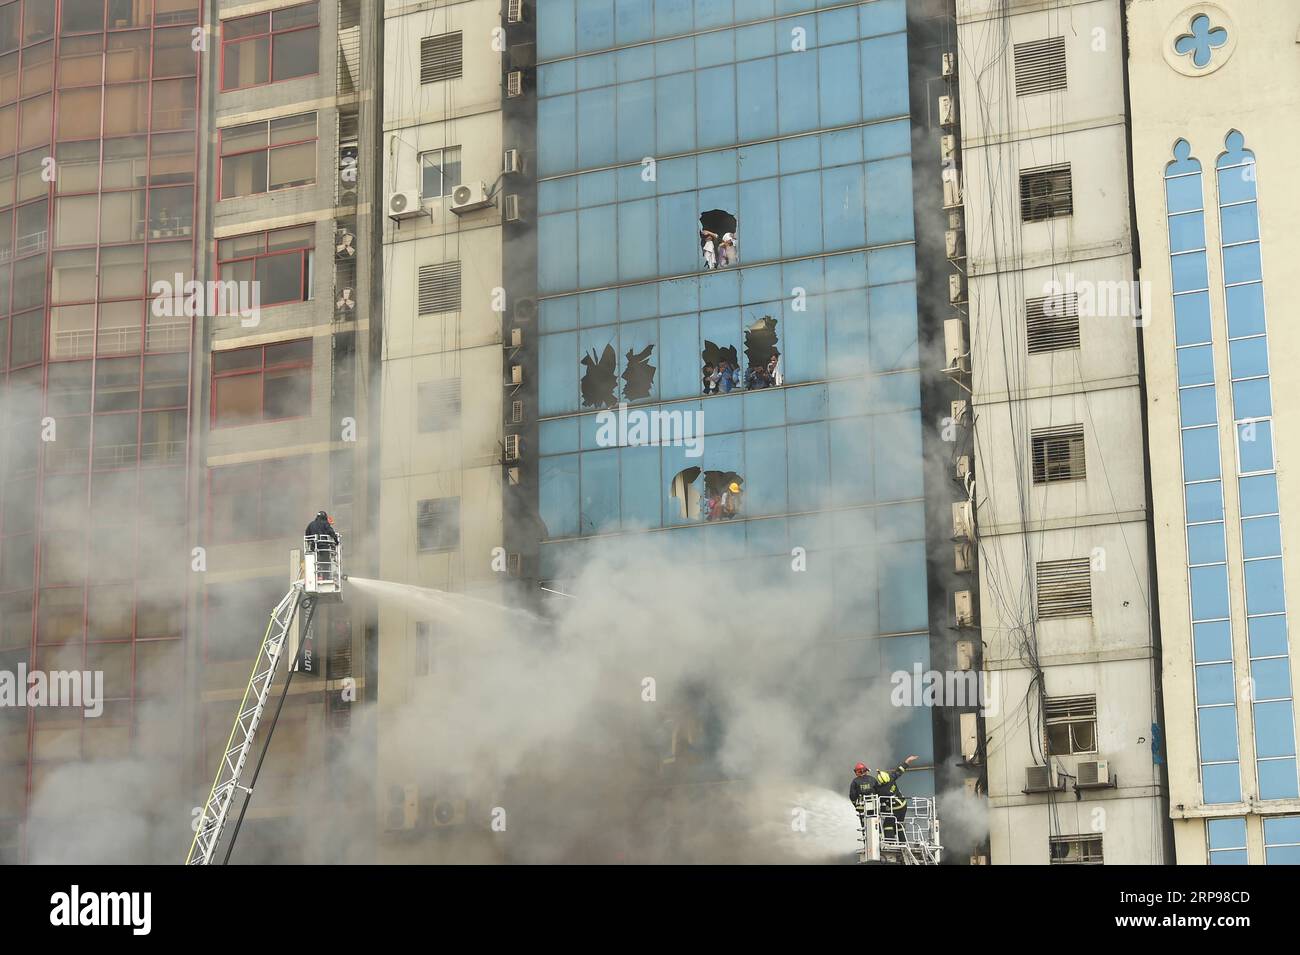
[532,0,934,782]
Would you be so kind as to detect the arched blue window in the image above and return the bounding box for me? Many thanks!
[1165,139,1241,804]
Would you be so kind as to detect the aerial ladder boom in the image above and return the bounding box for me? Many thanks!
[185,534,343,865]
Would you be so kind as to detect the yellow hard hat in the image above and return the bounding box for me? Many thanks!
[729,482,741,493]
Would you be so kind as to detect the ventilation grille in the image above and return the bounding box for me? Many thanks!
[1045,694,1096,721]
[1020,164,1073,221]
[1026,293,1080,353]
[1036,558,1092,618]
[1014,37,1067,95]
[416,497,460,553]
[420,32,463,84]
[418,378,462,433]
[1031,424,1086,484]
[418,261,461,315]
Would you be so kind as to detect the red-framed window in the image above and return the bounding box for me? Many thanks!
[218,112,316,200]
[208,454,305,543]
[217,224,313,309]
[221,2,319,91]
[211,338,312,427]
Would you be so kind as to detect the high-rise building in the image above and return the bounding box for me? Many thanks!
[1126,0,1300,866]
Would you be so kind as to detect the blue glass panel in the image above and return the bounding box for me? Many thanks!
[784,293,826,383]
[657,191,700,277]
[865,156,914,245]
[656,156,695,193]
[620,444,662,529]
[783,257,824,297]
[539,453,581,538]
[872,370,920,413]
[1207,817,1247,850]
[1248,615,1287,657]
[1190,563,1230,620]
[1194,620,1232,662]
[1210,848,1248,865]
[779,171,823,257]
[1196,663,1235,706]
[540,295,579,334]
[1217,164,1256,205]
[785,383,828,423]
[1171,251,1209,292]
[818,41,861,127]
[777,50,819,135]
[874,409,921,502]
[698,150,739,189]
[654,0,693,42]
[1241,515,1281,559]
[1264,816,1300,846]
[1222,242,1262,285]
[869,281,918,372]
[616,80,656,163]
[862,118,911,160]
[539,60,576,97]
[1219,201,1259,244]
[1177,344,1214,386]
[575,50,615,89]
[613,0,653,47]
[1232,378,1271,420]
[787,421,831,510]
[538,95,577,176]
[576,88,616,168]
[1251,658,1292,703]
[859,33,908,120]
[876,500,925,542]
[1254,701,1297,758]
[577,204,618,287]
[825,250,868,291]
[1202,761,1241,804]
[738,177,781,263]
[1186,521,1226,564]
[1228,336,1268,379]
[695,0,735,30]
[744,426,788,516]
[1167,211,1206,252]
[860,0,907,37]
[577,169,616,207]
[829,416,871,506]
[538,0,577,59]
[696,65,737,149]
[878,540,928,633]
[575,0,614,52]
[822,127,864,167]
[868,245,915,286]
[817,7,857,42]
[735,19,776,60]
[1181,426,1220,482]
[743,388,785,429]
[695,29,735,69]
[779,133,821,174]
[1179,386,1217,427]
[1259,760,1299,802]
[659,275,699,314]
[539,416,580,455]
[539,177,577,215]
[655,72,696,154]
[1266,843,1300,864]
[1238,473,1278,517]
[1244,557,1285,614]
[1173,291,1212,345]
[1225,282,1266,338]
[1185,480,1224,522]
[739,263,782,303]
[617,199,657,282]
[822,164,866,250]
[579,448,620,533]
[1198,705,1240,762]
[699,268,740,309]
[702,393,743,433]
[539,212,579,293]
[1236,419,1273,474]
[1164,174,1203,215]
[540,331,578,416]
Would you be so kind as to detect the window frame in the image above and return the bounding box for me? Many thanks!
[1031,425,1087,485]
[1044,695,1098,756]
[207,454,308,543]
[417,145,462,200]
[1049,834,1103,865]
[217,111,318,200]
[415,496,460,553]
[210,338,313,428]
[216,224,315,310]
[219,2,320,92]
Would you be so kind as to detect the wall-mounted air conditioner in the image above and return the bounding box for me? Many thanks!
[945,228,965,259]
[948,273,966,306]
[509,364,523,386]
[450,182,493,215]
[510,327,524,349]
[954,590,975,627]
[939,94,956,126]
[954,541,973,573]
[959,711,980,761]
[942,52,955,77]
[1024,765,1067,793]
[952,500,974,541]
[944,318,969,373]
[504,434,521,461]
[387,191,424,221]
[502,194,523,222]
[1076,759,1115,789]
[503,148,523,175]
[385,783,420,831]
[951,399,969,424]
[507,466,521,486]
[506,70,524,97]
[956,640,974,671]
[506,0,527,24]
[507,553,522,576]
[423,798,467,828]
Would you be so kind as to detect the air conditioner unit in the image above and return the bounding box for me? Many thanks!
[963,778,980,797]
[956,639,974,671]
[515,298,536,322]
[941,133,956,163]
[450,182,493,215]
[510,327,524,349]
[943,173,962,210]
[504,434,521,461]
[503,147,523,175]
[506,0,526,24]
[948,274,966,306]
[510,399,524,424]
[956,454,973,482]
[507,466,521,486]
[509,364,523,386]
[951,399,969,424]
[954,590,975,627]
[387,191,424,221]
[507,553,522,576]
[385,783,419,831]
[945,228,965,259]
[939,94,956,126]
[959,711,980,761]
[502,194,523,222]
[942,52,955,77]
[1024,765,1066,793]
[423,797,467,829]
[952,500,974,541]
[954,541,973,573]
[969,854,988,865]
[944,318,969,372]
[1076,759,1115,789]
[506,70,524,97]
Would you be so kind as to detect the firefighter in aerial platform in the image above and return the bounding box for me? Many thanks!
[849,762,873,824]
[867,754,919,841]
[304,510,339,551]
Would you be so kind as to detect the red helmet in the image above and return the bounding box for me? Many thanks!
[854,762,867,775]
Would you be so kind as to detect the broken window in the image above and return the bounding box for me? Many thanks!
[699,209,738,270]
[701,341,740,395]
[742,315,781,389]
[581,342,656,407]
[671,467,744,523]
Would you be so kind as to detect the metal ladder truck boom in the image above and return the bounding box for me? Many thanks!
[185,534,343,865]
[856,793,943,865]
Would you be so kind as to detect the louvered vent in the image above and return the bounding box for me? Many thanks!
[1036,558,1092,617]
[418,262,461,315]
[1014,37,1067,95]
[416,497,460,552]
[420,32,463,84]
[1026,292,1080,353]
[1031,424,1086,484]
[417,378,462,432]
[1020,164,1073,221]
